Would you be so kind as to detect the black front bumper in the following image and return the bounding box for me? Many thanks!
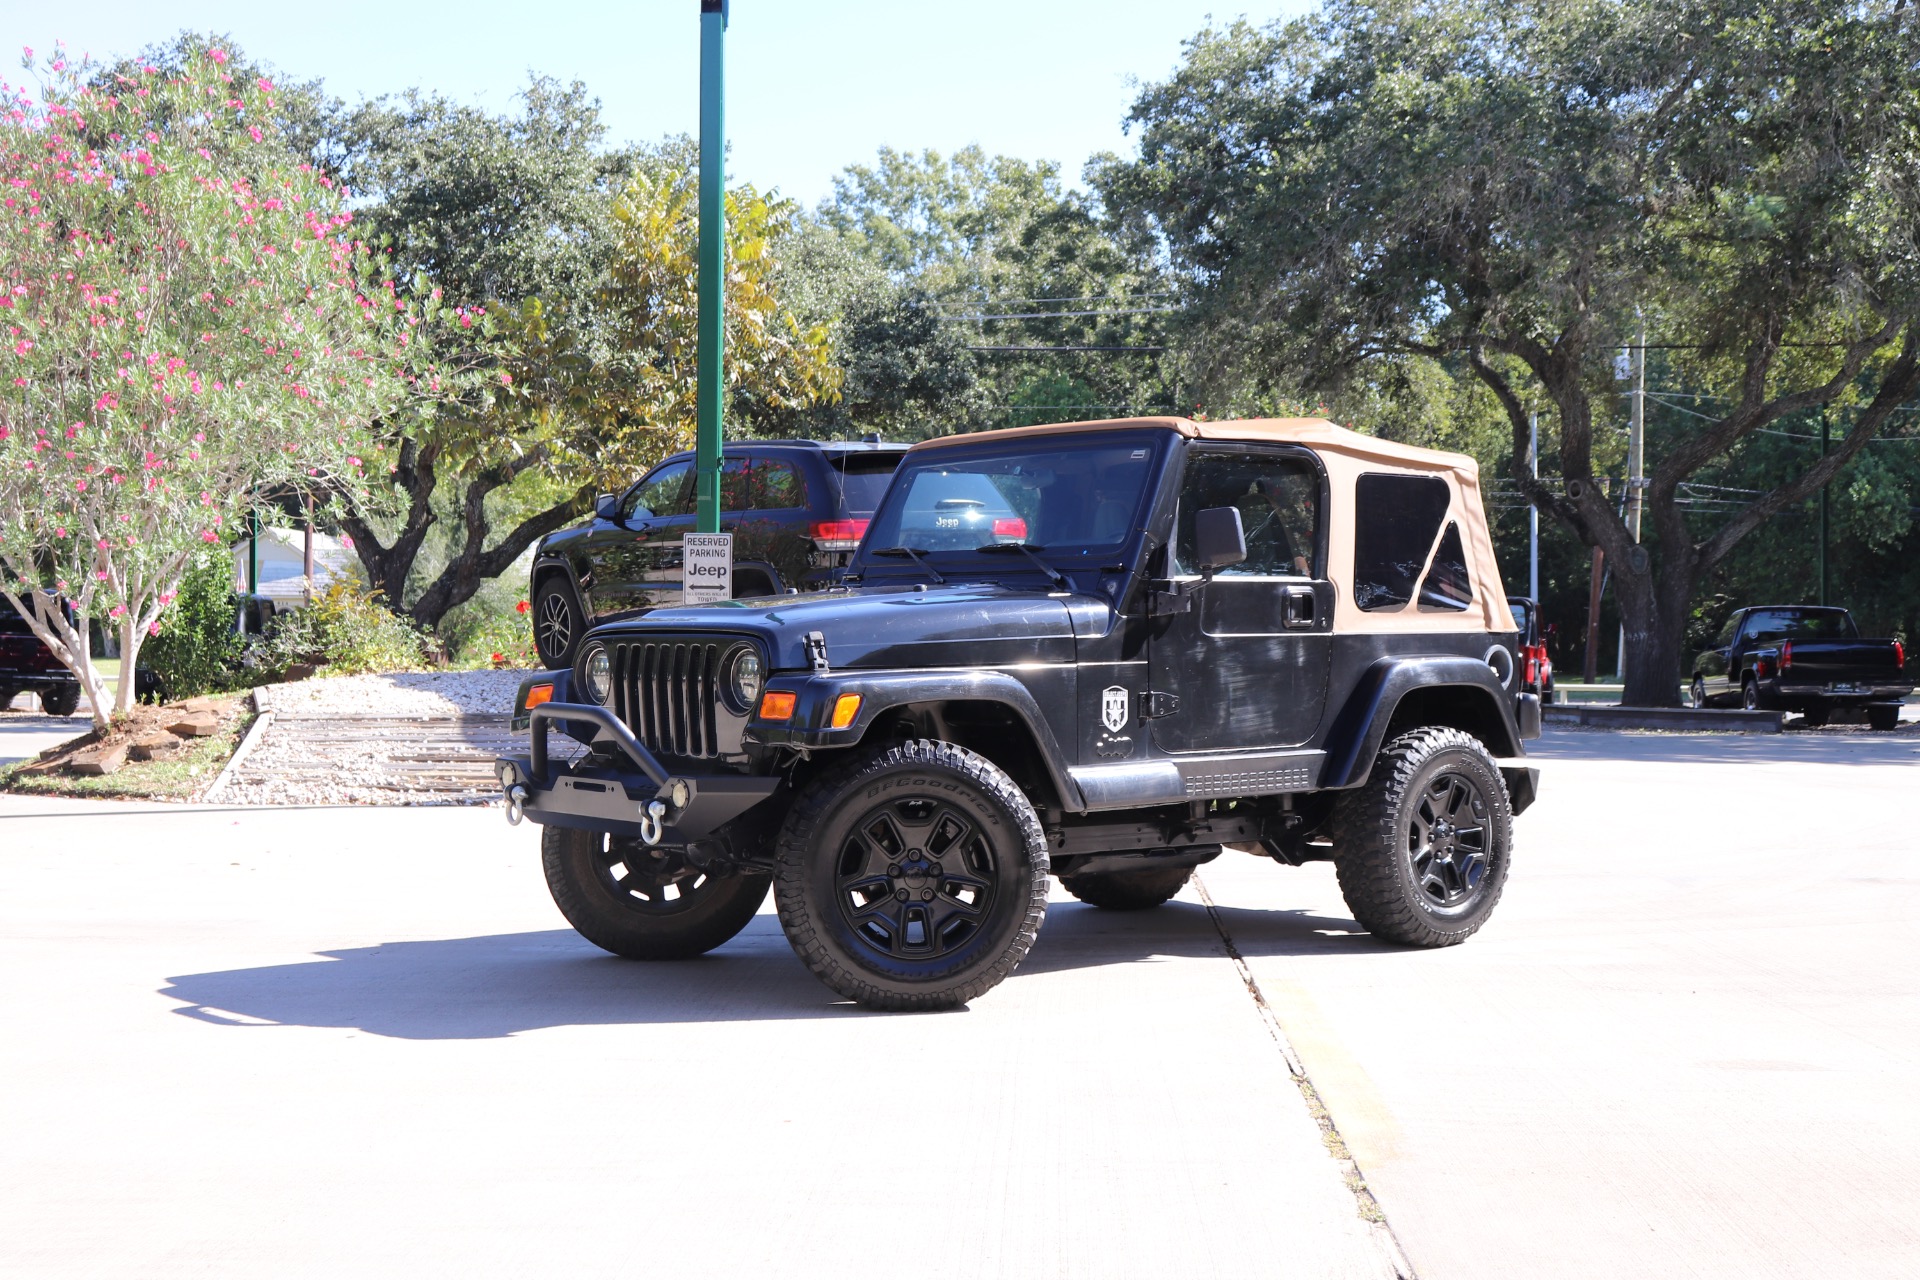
[495,702,782,842]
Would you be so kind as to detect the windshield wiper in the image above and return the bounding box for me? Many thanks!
[869,546,946,584]
[977,541,1069,591]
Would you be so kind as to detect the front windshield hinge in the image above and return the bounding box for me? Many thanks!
[804,631,831,674]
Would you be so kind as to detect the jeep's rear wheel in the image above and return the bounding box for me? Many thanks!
[542,826,770,960]
[773,740,1048,1011]
[1059,865,1191,910]
[1331,727,1511,948]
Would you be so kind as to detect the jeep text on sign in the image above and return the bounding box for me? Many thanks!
[682,533,733,605]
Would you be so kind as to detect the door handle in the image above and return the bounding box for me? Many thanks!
[1283,585,1317,629]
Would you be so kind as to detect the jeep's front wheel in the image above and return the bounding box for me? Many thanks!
[773,740,1049,1011]
[542,826,770,960]
[1331,727,1511,947]
[1060,865,1191,910]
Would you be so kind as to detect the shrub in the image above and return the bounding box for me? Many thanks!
[258,580,427,676]
[139,547,244,699]
[450,597,537,669]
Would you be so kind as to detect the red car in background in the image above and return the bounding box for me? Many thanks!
[1509,597,1555,701]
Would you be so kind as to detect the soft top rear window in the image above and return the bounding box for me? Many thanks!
[829,452,905,516]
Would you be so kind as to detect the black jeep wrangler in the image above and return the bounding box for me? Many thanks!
[496,418,1541,1010]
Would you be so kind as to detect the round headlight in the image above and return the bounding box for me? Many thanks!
[582,646,613,704]
[726,646,764,712]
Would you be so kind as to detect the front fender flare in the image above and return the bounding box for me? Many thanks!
[748,668,1084,810]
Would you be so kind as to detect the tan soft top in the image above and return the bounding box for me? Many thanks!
[911,417,1510,635]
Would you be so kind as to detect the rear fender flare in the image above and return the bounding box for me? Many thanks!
[1321,656,1524,790]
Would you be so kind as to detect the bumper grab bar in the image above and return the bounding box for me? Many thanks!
[527,702,671,789]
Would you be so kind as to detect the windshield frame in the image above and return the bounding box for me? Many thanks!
[850,428,1174,584]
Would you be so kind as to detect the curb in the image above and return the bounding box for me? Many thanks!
[1543,704,1783,733]
[200,696,275,803]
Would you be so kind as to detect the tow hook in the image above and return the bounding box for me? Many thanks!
[639,799,668,846]
[504,784,529,826]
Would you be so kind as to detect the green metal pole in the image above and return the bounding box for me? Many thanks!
[247,507,259,597]
[694,0,728,534]
[1819,411,1830,607]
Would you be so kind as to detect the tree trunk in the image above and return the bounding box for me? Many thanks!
[405,483,595,631]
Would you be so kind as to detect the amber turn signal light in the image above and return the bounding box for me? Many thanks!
[830,693,863,729]
[757,690,797,721]
[525,683,555,710]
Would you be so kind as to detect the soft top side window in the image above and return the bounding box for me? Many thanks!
[1353,473,1452,611]
[1417,522,1473,611]
[1173,451,1321,577]
[623,459,694,520]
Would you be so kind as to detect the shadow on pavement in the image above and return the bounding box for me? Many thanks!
[158,897,1383,1038]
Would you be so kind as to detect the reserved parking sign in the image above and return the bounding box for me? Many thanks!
[682,533,733,605]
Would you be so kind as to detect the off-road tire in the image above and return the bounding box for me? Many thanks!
[39,685,80,718]
[1059,865,1191,910]
[1331,726,1512,948]
[542,825,770,960]
[532,578,585,671]
[1867,704,1901,732]
[773,739,1048,1011]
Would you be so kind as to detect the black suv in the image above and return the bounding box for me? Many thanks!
[496,417,1541,1010]
[0,593,83,717]
[528,440,906,668]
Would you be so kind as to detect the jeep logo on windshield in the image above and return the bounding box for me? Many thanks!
[1101,686,1130,734]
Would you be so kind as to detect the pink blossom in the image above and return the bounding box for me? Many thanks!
[340,533,354,549]
[200,529,218,543]
[207,49,229,65]
[147,620,161,637]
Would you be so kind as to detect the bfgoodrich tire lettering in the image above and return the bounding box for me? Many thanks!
[773,739,1049,1011]
[542,826,770,960]
[1331,726,1512,947]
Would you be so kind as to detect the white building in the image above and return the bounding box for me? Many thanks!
[231,527,358,605]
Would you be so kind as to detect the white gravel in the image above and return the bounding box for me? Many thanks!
[252,669,531,720]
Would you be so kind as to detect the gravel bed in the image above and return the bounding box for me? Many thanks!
[252,669,531,720]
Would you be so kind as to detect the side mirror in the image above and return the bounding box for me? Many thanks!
[1194,506,1248,574]
[594,493,622,524]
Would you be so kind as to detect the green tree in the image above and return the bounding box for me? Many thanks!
[1103,0,1920,705]
[0,46,411,726]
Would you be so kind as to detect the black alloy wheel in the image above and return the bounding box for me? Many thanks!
[541,826,770,960]
[774,740,1048,1010]
[532,579,584,670]
[1691,676,1709,709]
[1331,726,1512,948]
[40,685,80,718]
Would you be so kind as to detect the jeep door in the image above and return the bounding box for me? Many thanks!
[1148,446,1333,753]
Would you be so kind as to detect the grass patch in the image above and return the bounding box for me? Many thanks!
[0,704,253,802]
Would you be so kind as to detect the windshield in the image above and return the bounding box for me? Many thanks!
[1743,608,1858,642]
[858,432,1165,569]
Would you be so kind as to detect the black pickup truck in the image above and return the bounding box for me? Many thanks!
[0,593,82,717]
[1691,606,1910,729]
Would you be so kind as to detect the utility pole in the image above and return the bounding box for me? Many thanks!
[693,0,728,534]
[1528,409,1540,604]
[303,494,315,604]
[1818,410,1830,606]
[1618,321,1646,681]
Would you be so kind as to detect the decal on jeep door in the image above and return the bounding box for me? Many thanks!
[1101,685,1130,733]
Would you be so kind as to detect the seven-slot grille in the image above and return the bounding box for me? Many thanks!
[608,640,727,759]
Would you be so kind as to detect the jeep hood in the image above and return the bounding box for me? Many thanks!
[584,582,1109,670]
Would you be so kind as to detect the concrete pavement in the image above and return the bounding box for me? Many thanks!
[1200,726,1920,1279]
[0,696,89,765]
[0,795,1395,1280]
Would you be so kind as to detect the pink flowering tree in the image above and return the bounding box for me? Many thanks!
[0,45,416,727]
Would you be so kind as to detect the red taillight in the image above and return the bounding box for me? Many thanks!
[1895,640,1905,670]
[1756,658,1772,679]
[1781,640,1793,670]
[991,517,1028,540]
[810,519,869,551]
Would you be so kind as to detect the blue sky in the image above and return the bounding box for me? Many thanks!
[3,0,1311,207]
